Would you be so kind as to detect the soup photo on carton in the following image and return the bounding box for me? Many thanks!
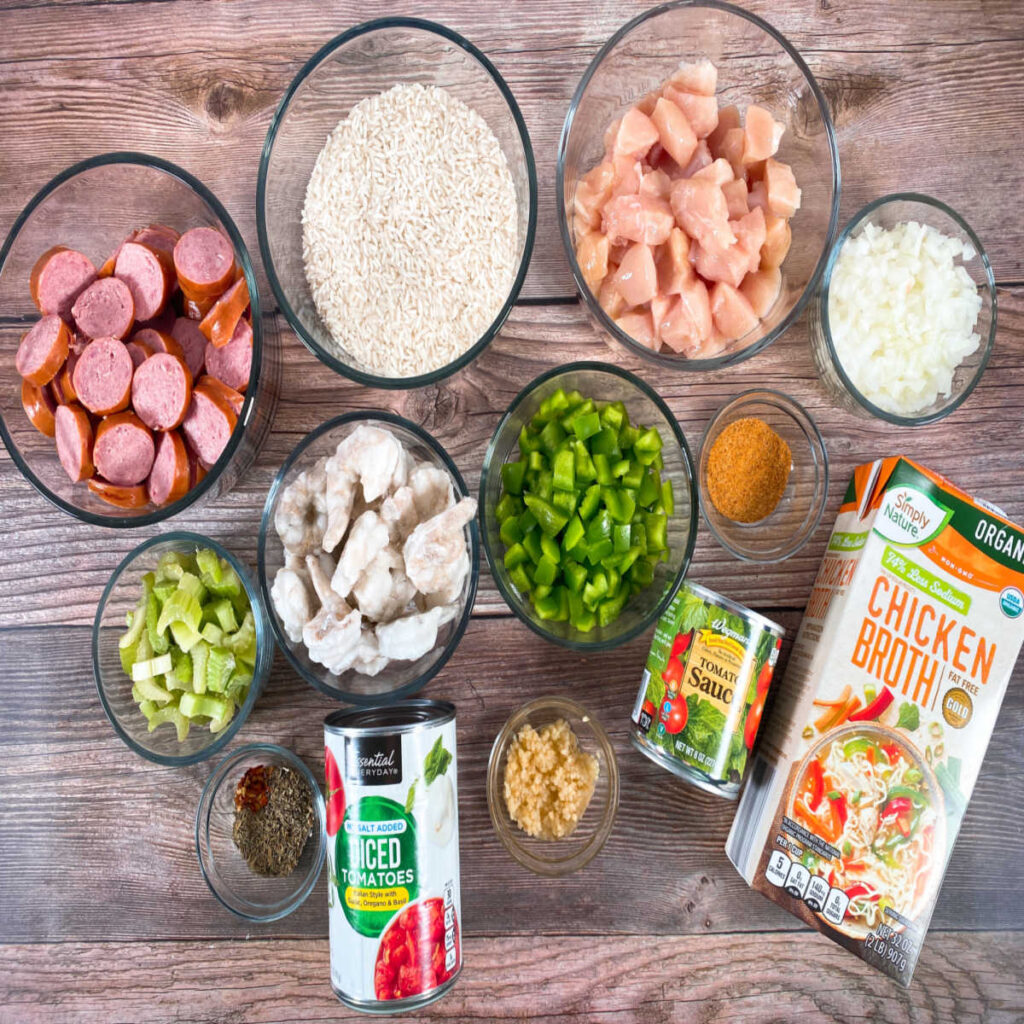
[727,457,1024,986]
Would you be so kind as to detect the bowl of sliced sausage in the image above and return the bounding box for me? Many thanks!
[0,153,277,525]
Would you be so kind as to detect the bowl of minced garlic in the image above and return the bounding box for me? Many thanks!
[487,696,618,875]
[698,390,829,562]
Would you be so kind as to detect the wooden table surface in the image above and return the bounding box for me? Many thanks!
[2,1,1023,1021]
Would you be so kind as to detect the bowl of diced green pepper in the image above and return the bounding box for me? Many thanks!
[92,532,273,765]
[480,362,698,649]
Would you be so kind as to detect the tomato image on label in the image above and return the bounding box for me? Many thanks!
[661,695,688,734]
[325,745,345,838]
[374,897,460,1002]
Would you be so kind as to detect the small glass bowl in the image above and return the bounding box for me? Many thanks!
[195,743,326,922]
[92,532,273,765]
[258,17,537,389]
[258,411,479,704]
[0,152,280,526]
[557,1,840,369]
[480,362,698,651]
[698,390,828,562]
[810,193,997,426]
[487,696,619,876]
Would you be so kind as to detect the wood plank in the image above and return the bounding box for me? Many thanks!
[0,0,1021,302]
[1,290,1022,626]
[1,618,1022,943]
[2,932,1023,1024]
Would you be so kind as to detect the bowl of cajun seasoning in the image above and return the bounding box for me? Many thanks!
[697,390,828,562]
[196,743,326,922]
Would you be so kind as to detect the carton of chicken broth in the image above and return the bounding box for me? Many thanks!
[727,457,1024,985]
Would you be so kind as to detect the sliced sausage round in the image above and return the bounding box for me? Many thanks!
[16,315,70,386]
[71,277,135,341]
[54,402,95,482]
[130,327,184,361]
[181,383,237,468]
[30,247,97,319]
[187,443,207,488]
[203,317,252,391]
[93,410,155,486]
[126,339,154,369]
[184,295,215,320]
[195,374,243,416]
[131,352,193,431]
[72,336,134,416]
[21,379,57,437]
[171,317,207,380]
[114,241,172,322]
[147,429,190,506]
[134,224,180,257]
[173,227,235,300]
[88,478,149,509]
[199,276,249,349]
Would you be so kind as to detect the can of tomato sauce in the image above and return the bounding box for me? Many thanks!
[324,701,461,1013]
[630,581,784,798]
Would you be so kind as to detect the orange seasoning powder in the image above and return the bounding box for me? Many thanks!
[706,417,792,523]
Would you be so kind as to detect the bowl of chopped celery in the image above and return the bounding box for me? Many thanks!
[93,532,273,765]
[480,362,698,650]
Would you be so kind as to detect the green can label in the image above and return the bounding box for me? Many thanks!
[632,583,783,791]
[338,796,419,937]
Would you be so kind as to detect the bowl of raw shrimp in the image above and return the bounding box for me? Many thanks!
[257,411,479,704]
[557,1,840,369]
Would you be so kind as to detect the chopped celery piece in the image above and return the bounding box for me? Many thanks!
[205,646,236,694]
[132,654,173,682]
[179,691,231,722]
[210,598,239,633]
[190,640,211,695]
[201,622,224,646]
[133,676,173,704]
[171,650,192,685]
[176,571,207,604]
[155,589,202,636]
[170,619,202,654]
[147,704,190,742]
[194,547,221,583]
[146,592,169,655]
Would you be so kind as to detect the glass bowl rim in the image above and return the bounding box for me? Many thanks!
[91,530,270,766]
[194,741,327,923]
[817,191,998,427]
[555,0,842,371]
[486,694,620,875]
[256,15,539,391]
[479,360,699,651]
[257,409,480,704]
[697,387,830,563]
[0,150,265,527]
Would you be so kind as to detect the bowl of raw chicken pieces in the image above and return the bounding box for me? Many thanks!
[258,411,479,703]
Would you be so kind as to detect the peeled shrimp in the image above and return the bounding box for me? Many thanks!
[352,629,389,677]
[403,497,477,596]
[321,451,358,553]
[335,425,408,503]
[275,459,329,556]
[351,547,416,622]
[331,510,390,598]
[302,554,362,673]
[409,463,455,520]
[376,606,447,662]
[270,565,314,644]
[380,486,420,543]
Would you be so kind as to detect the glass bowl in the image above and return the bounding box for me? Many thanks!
[196,743,326,922]
[0,152,280,526]
[557,1,840,369]
[698,389,828,562]
[92,532,273,765]
[487,696,619,876]
[257,17,537,389]
[258,411,479,704]
[810,193,997,426]
[480,362,698,650]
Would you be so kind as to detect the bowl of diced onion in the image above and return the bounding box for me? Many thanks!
[92,531,272,766]
[810,193,996,426]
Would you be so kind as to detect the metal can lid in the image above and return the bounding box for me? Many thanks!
[324,699,456,736]
[681,580,785,638]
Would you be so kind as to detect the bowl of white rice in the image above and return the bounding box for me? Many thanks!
[258,17,537,388]
[811,193,996,426]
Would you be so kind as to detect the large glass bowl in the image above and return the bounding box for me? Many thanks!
[487,696,619,876]
[480,362,698,651]
[92,532,273,766]
[258,411,479,704]
[257,17,537,389]
[810,193,997,426]
[0,152,280,526]
[557,1,841,369]
[196,743,326,923]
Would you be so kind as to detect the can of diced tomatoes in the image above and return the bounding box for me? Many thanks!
[630,581,784,798]
[324,701,461,1014]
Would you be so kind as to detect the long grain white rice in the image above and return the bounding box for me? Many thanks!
[828,221,983,416]
[302,83,519,378]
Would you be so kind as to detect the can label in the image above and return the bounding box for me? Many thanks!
[326,715,460,1009]
[631,583,783,791]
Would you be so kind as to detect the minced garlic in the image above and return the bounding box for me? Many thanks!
[503,719,599,839]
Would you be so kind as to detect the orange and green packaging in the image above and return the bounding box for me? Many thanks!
[727,457,1024,986]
